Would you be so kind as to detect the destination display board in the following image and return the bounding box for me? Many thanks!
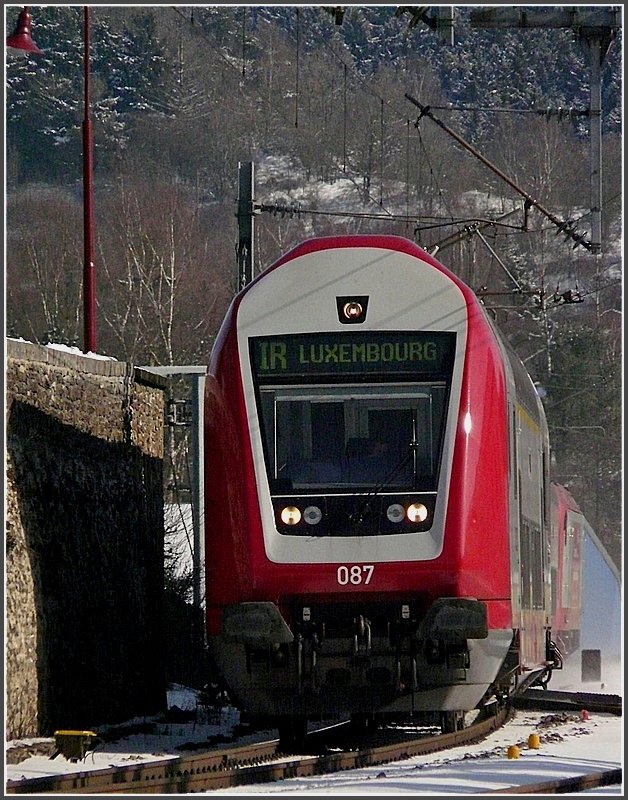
[250,331,456,380]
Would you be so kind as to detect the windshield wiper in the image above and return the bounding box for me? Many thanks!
[349,444,417,528]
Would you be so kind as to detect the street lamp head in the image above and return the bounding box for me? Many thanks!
[6,6,42,54]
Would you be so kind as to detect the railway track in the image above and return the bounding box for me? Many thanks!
[6,692,621,795]
[515,687,622,715]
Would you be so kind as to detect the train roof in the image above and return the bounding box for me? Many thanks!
[255,234,467,293]
[265,235,544,422]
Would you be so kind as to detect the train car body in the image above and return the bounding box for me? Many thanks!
[549,482,620,682]
[204,235,556,734]
[549,482,584,658]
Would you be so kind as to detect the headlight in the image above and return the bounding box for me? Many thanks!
[303,506,322,525]
[386,503,405,523]
[407,502,428,523]
[280,506,302,525]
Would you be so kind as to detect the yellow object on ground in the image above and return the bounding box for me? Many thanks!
[52,730,98,762]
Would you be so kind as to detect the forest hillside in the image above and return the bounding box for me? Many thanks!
[5,6,622,567]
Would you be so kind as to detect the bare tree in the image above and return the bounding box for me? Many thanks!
[484,114,589,212]
[6,187,82,345]
[97,179,232,365]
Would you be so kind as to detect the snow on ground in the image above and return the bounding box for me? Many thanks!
[9,707,619,795]
[210,712,622,796]
[6,654,622,794]
[5,684,251,781]
[213,653,621,796]
[254,153,521,223]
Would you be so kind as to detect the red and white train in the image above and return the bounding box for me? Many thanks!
[204,234,571,742]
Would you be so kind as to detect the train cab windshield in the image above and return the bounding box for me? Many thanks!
[249,331,456,498]
[258,383,448,493]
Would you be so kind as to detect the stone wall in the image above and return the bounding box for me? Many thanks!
[5,340,168,738]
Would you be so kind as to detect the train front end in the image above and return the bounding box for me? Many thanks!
[205,236,515,730]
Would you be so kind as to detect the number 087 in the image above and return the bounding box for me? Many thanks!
[336,565,374,585]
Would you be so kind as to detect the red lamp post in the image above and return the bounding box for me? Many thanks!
[5,6,42,53]
[6,6,96,353]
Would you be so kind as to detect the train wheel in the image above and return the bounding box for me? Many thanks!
[440,710,465,733]
[277,714,308,752]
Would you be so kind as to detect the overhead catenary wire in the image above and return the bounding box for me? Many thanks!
[310,29,448,215]
[169,7,532,243]
[172,6,402,221]
[309,20,609,267]
[427,104,590,119]
[413,121,456,223]
[255,201,526,229]
[474,229,524,292]
[170,6,611,289]
[428,207,521,253]
[167,6,398,232]
[405,93,594,252]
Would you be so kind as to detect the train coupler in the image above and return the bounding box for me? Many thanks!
[393,655,418,694]
[546,637,564,671]
[295,632,321,694]
[352,615,372,661]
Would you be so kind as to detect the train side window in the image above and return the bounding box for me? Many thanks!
[531,528,544,609]
[520,520,532,609]
[561,518,579,608]
[520,518,545,610]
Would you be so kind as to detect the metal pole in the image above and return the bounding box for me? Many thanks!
[82,6,96,352]
[587,34,602,255]
[189,372,206,618]
[236,161,255,290]
[141,366,207,621]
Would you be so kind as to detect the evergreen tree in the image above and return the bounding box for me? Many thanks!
[6,6,166,184]
[544,323,621,568]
